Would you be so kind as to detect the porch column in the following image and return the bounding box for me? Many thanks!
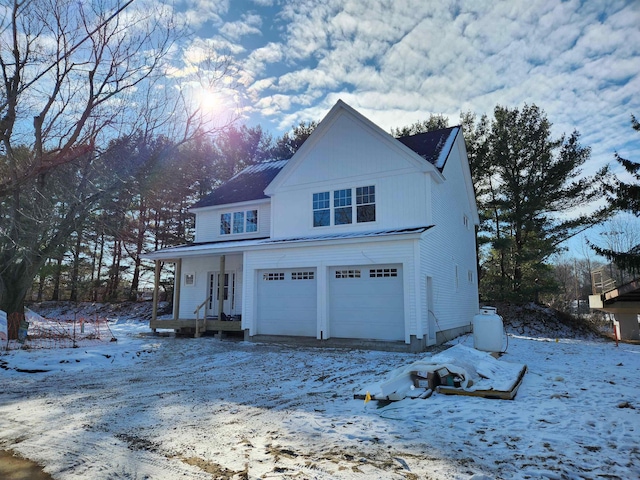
[173,259,182,320]
[218,255,226,320]
[151,260,161,329]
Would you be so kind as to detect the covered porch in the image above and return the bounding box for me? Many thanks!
[143,238,265,337]
[148,252,243,337]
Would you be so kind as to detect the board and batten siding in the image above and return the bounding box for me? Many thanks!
[193,200,271,243]
[178,254,243,319]
[242,238,419,343]
[270,171,430,238]
[419,139,478,343]
[268,111,432,239]
[277,112,419,187]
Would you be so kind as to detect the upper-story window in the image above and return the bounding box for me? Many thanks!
[356,186,375,223]
[233,212,244,234]
[220,209,258,235]
[313,186,375,227]
[334,189,352,225]
[313,192,330,227]
[246,210,258,232]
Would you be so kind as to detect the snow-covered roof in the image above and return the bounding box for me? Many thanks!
[142,226,432,260]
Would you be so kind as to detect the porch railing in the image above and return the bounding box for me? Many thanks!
[194,298,208,337]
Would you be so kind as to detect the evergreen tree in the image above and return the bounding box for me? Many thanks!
[479,104,609,302]
[270,121,318,159]
[589,115,640,274]
[390,114,449,137]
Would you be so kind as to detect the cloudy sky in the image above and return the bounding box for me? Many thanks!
[169,0,639,179]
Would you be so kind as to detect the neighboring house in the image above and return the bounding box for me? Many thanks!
[144,100,479,350]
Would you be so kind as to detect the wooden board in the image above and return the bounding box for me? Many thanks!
[437,365,527,400]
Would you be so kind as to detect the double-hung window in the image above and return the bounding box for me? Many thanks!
[313,185,375,227]
[356,186,375,223]
[313,192,330,227]
[334,189,352,225]
[220,209,258,235]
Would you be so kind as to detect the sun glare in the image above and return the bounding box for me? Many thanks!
[199,89,221,113]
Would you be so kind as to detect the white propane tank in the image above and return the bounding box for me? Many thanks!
[473,306,504,352]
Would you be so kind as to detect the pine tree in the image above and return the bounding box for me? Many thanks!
[589,115,640,274]
[478,104,610,302]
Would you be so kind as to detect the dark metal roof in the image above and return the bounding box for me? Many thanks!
[191,159,288,209]
[397,126,459,171]
[262,226,433,244]
[142,226,433,260]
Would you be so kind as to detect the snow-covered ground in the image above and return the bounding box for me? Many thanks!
[1,309,639,479]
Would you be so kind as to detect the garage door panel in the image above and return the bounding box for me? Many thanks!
[329,265,404,341]
[257,268,317,337]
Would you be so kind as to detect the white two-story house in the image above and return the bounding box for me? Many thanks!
[144,100,479,351]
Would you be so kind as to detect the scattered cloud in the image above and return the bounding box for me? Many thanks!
[178,0,230,30]
[169,0,639,178]
[219,13,262,41]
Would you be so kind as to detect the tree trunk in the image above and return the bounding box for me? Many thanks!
[70,228,83,301]
[51,255,63,301]
[107,239,122,301]
[0,262,40,339]
[37,264,47,302]
[94,232,105,301]
[129,200,147,301]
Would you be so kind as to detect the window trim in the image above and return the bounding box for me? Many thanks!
[356,185,376,223]
[333,188,352,225]
[313,192,330,227]
[220,209,259,236]
[313,185,376,228]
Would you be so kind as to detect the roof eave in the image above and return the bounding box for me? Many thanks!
[141,227,433,260]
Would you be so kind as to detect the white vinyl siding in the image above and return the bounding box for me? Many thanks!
[194,201,270,243]
[177,254,243,319]
[418,137,478,342]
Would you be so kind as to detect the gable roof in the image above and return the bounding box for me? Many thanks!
[191,159,288,209]
[265,100,447,195]
[396,126,460,171]
[191,102,463,210]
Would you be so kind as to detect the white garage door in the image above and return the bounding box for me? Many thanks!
[329,265,404,341]
[257,268,317,336]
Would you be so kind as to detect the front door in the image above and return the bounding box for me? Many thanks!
[208,272,235,317]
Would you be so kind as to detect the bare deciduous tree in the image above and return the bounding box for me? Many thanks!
[0,0,236,334]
